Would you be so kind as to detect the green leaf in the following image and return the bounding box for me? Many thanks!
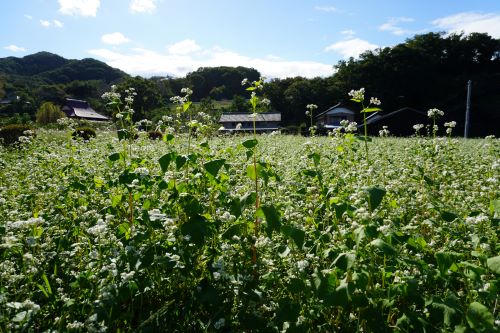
[350,98,362,103]
[182,101,192,112]
[324,283,350,308]
[486,255,500,274]
[287,278,306,294]
[490,199,500,216]
[333,253,356,271]
[163,133,174,143]
[361,107,382,113]
[222,223,246,240]
[118,223,131,240]
[370,239,397,256]
[242,138,258,149]
[281,225,305,249]
[257,205,281,235]
[158,152,176,173]
[440,210,458,222]
[466,302,495,331]
[365,186,386,211]
[204,159,226,177]
[246,163,263,181]
[181,215,211,245]
[302,169,318,177]
[175,155,187,170]
[108,152,121,162]
[435,252,457,275]
[111,194,122,208]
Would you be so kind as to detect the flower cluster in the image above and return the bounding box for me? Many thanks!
[348,88,365,101]
[427,108,444,118]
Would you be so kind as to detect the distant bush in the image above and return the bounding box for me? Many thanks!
[72,127,96,141]
[36,102,66,124]
[0,124,36,145]
[148,131,163,140]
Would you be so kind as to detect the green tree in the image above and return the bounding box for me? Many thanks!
[230,95,250,113]
[36,102,65,124]
[117,76,164,121]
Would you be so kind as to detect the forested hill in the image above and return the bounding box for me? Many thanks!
[0,51,127,83]
[0,52,127,111]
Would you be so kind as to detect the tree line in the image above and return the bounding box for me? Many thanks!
[1,32,499,136]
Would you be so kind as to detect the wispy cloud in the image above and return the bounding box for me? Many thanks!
[167,40,202,55]
[340,30,356,38]
[24,14,33,20]
[40,19,64,28]
[58,0,100,17]
[129,0,157,14]
[432,12,500,38]
[314,5,338,13]
[88,40,334,78]
[4,45,27,52]
[53,20,64,28]
[101,32,131,45]
[379,17,415,36]
[324,38,378,58]
[40,20,51,28]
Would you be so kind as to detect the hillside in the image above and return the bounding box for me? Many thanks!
[0,51,127,83]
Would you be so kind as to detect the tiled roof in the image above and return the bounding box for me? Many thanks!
[73,107,109,120]
[219,112,281,122]
[64,98,109,121]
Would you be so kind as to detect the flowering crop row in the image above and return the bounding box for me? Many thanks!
[0,104,499,332]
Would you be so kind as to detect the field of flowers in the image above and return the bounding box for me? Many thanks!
[0,84,498,332]
[1,123,498,332]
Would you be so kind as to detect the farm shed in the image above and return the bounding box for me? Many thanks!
[62,98,109,121]
[364,107,429,136]
[219,112,281,132]
[316,102,356,129]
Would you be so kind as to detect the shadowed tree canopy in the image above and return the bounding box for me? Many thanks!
[329,32,500,136]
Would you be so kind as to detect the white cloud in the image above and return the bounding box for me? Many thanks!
[379,17,415,36]
[101,32,131,45]
[58,0,100,17]
[24,14,33,20]
[314,6,338,13]
[53,20,64,28]
[432,12,500,38]
[88,42,334,78]
[324,38,378,58]
[4,45,27,52]
[40,20,51,28]
[340,30,356,38]
[129,0,157,14]
[167,40,202,55]
[40,19,64,28]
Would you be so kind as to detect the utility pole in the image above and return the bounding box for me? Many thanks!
[464,80,472,138]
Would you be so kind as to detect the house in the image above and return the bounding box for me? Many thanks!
[219,112,281,132]
[364,107,430,136]
[315,102,356,129]
[62,98,109,121]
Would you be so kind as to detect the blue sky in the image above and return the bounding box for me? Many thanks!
[1,0,499,78]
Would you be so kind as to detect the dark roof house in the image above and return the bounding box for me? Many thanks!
[219,112,281,132]
[364,107,430,136]
[316,102,356,129]
[62,98,109,121]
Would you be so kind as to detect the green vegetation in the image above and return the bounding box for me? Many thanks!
[0,84,499,331]
[71,127,96,141]
[0,123,35,145]
[35,102,65,125]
